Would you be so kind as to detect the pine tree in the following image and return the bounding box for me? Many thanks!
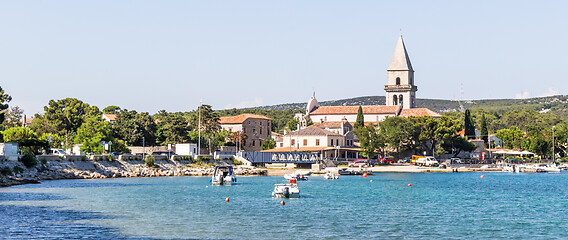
[355,106,364,129]
[480,113,488,143]
[464,109,475,138]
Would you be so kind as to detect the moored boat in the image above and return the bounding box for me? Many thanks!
[211,166,237,185]
[284,173,308,180]
[323,173,339,179]
[272,179,300,198]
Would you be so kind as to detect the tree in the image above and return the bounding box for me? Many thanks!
[495,126,525,149]
[0,86,12,123]
[156,112,190,145]
[261,138,276,150]
[103,105,121,114]
[75,116,111,154]
[287,118,299,131]
[353,123,383,159]
[5,106,24,127]
[2,127,48,154]
[380,117,416,154]
[464,109,475,138]
[409,116,438,155]
[113,110,157,146]
[32,98,101,138]
[433,116,462,156]
[355,106,364,128]
[480,113,488,144]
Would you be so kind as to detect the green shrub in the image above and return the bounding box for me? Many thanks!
[13,166,25,174]
[128,156,133,160]
[19,151,38,168]
[200,156,210,162]
[40,158,48,165]
[1,166,12,175]
[108,154,114,162]
[233,158,242,165]
[145,155,155,167]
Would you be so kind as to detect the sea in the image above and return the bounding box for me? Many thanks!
[1,172,568,239]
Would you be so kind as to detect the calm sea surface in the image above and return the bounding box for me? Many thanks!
[2,172,568,239]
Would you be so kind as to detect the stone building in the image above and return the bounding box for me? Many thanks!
[305,35,440,122]
[219,114,272,152]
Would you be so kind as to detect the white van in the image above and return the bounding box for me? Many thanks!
[416,156,439,167]
[50,148,66,156]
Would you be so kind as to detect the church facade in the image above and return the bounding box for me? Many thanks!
[306,35,440,125]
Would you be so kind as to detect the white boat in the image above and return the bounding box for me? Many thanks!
[284,173,308,181]
[211,166,237,185]
[295,170,313,176]
[272,179,300,198]
[323,173,339,179]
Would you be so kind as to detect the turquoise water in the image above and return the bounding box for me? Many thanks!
[2,172,568,239]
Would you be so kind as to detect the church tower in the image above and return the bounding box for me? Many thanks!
[384,35,417,109]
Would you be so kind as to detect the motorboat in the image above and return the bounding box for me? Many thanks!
[294,170,313,176]
[338,168,373,176]
[284,173,308,181]
[323,173,339,180]
[272,179,300,198]
[211,166,237,185]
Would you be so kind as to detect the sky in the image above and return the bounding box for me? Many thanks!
[1,1,567,115]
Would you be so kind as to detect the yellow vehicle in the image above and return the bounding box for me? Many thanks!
[411,155,425,164]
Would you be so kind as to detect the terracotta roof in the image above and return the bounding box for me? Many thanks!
[309,105,400,115]
[25,117,34,124]
[311,121,343,128]
[102,114,116,121]
[398,108,441,118]
[219,114,272,124]
[271,132,282,136]
[284,126,341,136]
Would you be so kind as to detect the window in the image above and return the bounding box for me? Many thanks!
[303,139,307,146]
[396,77,400,85]
[393,96,398,105]
[252,140,255,146]
[316,139,320,146]
[253,128,256,133]
[399,95,403,106]
[291,139,295,145]
[280,143,283,147]
[260,128,262,135]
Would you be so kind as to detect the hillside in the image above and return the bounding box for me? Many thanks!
[253,95,568,115]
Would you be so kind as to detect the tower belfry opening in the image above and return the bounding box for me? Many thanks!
[384,35,417,109]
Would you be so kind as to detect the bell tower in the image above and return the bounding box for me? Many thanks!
[384,35,417,109]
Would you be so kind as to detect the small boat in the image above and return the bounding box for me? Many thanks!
[295,170,313,176]
[211,166,237,185]
[338,168,373,176]
[323,173,339,179]
[272,179,300,198]
[284,173,308,181]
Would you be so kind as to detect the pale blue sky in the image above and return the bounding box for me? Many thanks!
[1,1,567,115]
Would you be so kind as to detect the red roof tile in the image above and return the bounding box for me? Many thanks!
[102,114,116,121]
[219,114,272,124]
[309,105,400,115]
[398,108,441,118]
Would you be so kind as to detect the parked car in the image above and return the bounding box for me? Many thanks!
[379,158,394,164]
[109,152,121,157]
[49,148,66,156]
[450,158,462,164]
[348,159,369,167]
[151,151,176,156]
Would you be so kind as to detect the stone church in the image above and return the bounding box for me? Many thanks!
[305,35,440,125]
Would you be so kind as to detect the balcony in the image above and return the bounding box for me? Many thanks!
[384,85,417,92]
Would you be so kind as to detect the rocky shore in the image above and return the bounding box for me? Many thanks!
[0,158,267,188]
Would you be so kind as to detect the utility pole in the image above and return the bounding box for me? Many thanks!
[198,99,202,157]
[553,126,556,163]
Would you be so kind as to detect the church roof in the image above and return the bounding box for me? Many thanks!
[399,108,441,118]
[309,105,400,115]
[285,126,342,136]
[387,35,413,71]
[219,114,272,124]
[311,121,343,128]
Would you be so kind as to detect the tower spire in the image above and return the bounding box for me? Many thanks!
[388,35,413,71]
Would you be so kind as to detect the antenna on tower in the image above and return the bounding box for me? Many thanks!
[458,83,465,112]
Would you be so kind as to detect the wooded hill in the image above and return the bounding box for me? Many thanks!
[253,95,568,116]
